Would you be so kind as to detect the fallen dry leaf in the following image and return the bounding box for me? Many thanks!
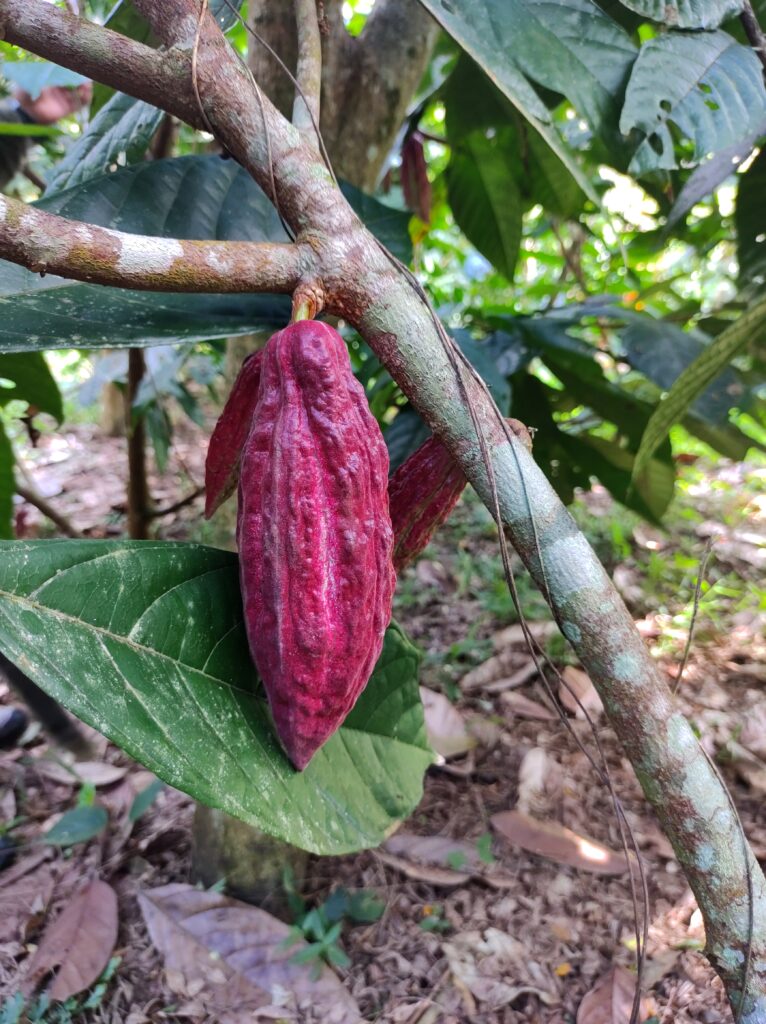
[576,964,652,1023]
[559,666,604,718]
[516,747,552,815]
[443,928,558,1010]
[501,691,556,721]
[23,879,118,1000]
[491,620,559,649]
[491,810,631,875]
[482,663,539,694]
[138,883,360,1024]
[420,687,476,759]
[381,833,515,889]
[35,759,128,787]
[0,849,56,945]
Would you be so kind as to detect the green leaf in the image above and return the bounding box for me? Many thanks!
[0,422,13,541]
[0,541,432,854]
[443,56,585,218]
[0,353,63,422]
[736,146,766,289]
[665,118,766,232]
[0,61,88,100]
[0,122,60,138]
[618,0,744,28]
[0,157,409,353]
[47,93,165,195]
[621,30,766,175]
[631,296,766,481]
[419,0,631,204]
[129,778,164,822]
[43,805,108,846]
[339,181,413,264]
[447,130,523,281]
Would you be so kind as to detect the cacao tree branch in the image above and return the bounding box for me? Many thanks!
[292,0,322,144]
[3,2,766,1015]
[741,1,766,74]
[0,194,307,293]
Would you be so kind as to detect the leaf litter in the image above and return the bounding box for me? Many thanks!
[2,419,764,1022]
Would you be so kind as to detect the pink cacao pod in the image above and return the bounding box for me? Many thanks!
[389,420,532,571]
[204,350,264,519]
[237,320,396,770]
[389,436,467,571]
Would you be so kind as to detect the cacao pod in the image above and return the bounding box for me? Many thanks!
[390,419,533,570]
[204,350,264,519]
[389,436,466,572]
[237,320,396,770]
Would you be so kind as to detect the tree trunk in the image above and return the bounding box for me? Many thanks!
[126,347,150,539]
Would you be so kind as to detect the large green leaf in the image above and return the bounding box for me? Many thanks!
[0,353,63,422]
[631,296,766,481]
[0,422,12,540]
[0,541,432,854]
[736,146,766,289]
[447,130,524,281]
[418,0,631,203]
[443,56,585,219]
[47,93,165,195]
[619,0,744,28]
[621,30,766,175]
[0,157,410,353]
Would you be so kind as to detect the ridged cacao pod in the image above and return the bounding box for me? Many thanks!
[237,321,396,770]
[389,436,467,572]
[390,419,533,570]
[204,350,263,519]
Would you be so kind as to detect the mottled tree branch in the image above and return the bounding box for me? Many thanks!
[0,194,307,293]
[292,0,322,144]
[2,1,766,1017]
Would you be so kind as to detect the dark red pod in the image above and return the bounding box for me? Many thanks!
[389,419,532,570]
[389,436,467,571]
[237,321,396,770]
[204,350,264,519]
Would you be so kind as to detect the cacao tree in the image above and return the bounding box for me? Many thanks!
[0,0,765,1018]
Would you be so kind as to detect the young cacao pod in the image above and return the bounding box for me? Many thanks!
[204,350,264,519]
[390,419,533,570]
[237,320,396,770]
[389,436,467,571]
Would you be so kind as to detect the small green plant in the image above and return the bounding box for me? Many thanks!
[418,903,451,933]
[0,957,121,1023]
[281,869,384,977]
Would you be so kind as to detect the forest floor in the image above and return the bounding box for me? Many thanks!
[1,410,765,1024]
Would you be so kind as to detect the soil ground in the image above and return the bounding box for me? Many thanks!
[1,411,764,1023]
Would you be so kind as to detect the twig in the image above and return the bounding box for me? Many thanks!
[21,165,46,190]
[741,1,766,73]
[15,483,81,537]
[672,538,714,695]
[147,486,204,519]
[292,0,322,146]
[126,349,150,539]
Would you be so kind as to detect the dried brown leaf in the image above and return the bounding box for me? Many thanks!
[576,965,651,1023]
[420,687,476,759]
[381,834,515,889]
[491,810,631,875]
[501,691,556,721]
[23,879,118,1000]
[138,883,360,1023]
[0,850,55,945]
[559,666,603,718]
[491,620,559,650]
[34,759,128,787]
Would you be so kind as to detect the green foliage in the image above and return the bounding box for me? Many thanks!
[0,541,432,854]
